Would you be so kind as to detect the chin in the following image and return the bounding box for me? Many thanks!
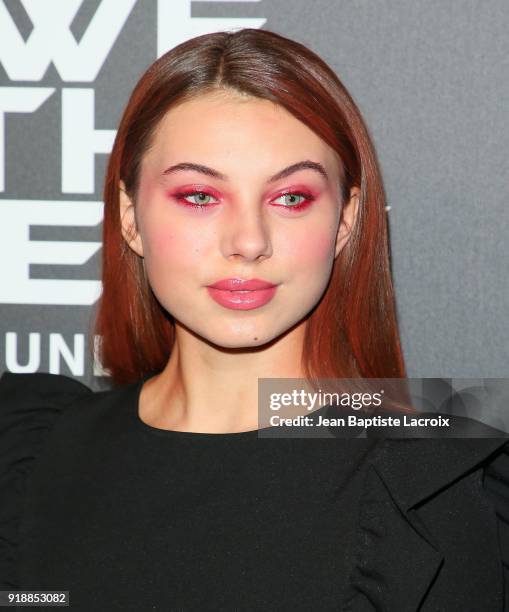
[212,335,269,349]
[199,325,274,350]
[210,321,301,350]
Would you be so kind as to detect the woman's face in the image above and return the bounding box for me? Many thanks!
[120,90,358,348]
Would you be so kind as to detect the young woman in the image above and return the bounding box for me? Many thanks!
[1,28,508,611]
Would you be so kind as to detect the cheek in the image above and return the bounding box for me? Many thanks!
[143,221,207,273]
[136,180,204,269]
[284,227,336,268]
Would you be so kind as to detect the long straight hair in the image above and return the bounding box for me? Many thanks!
[91,28,408,389]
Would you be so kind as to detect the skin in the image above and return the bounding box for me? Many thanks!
[119,89,360,433]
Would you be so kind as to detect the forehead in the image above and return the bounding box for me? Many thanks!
[145,91,339,168]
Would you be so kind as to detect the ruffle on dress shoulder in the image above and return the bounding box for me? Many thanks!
[483,439,509,609]
[339,436,509,611]
[0,371,92,589]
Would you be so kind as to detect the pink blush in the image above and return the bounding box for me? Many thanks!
[295,228,335,261]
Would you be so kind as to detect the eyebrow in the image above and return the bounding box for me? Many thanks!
[162,160,329,183]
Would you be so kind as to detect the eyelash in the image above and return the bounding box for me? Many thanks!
[173,190,315,212]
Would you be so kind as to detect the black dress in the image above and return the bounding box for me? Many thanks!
[0,370,508,611]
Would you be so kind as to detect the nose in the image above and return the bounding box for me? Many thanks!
[221,202,273,262]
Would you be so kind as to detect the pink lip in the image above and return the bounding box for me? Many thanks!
[208,278,276,291]
[206,278,279,311]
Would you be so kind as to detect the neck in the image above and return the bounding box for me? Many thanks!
[139,321,309,433]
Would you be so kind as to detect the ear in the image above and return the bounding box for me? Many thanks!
[335,186,360,259]
[119,180,144,257]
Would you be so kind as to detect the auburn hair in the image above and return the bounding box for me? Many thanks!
[90,28,408,397]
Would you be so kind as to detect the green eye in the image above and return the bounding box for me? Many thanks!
[282,194,305,206]
[187,192,212,205]
[272,192,313,210]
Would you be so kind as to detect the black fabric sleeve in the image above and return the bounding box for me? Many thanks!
[0,371,92,589]
[483,440,509,611]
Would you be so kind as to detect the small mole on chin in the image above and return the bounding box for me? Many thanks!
[253,337,258,341]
